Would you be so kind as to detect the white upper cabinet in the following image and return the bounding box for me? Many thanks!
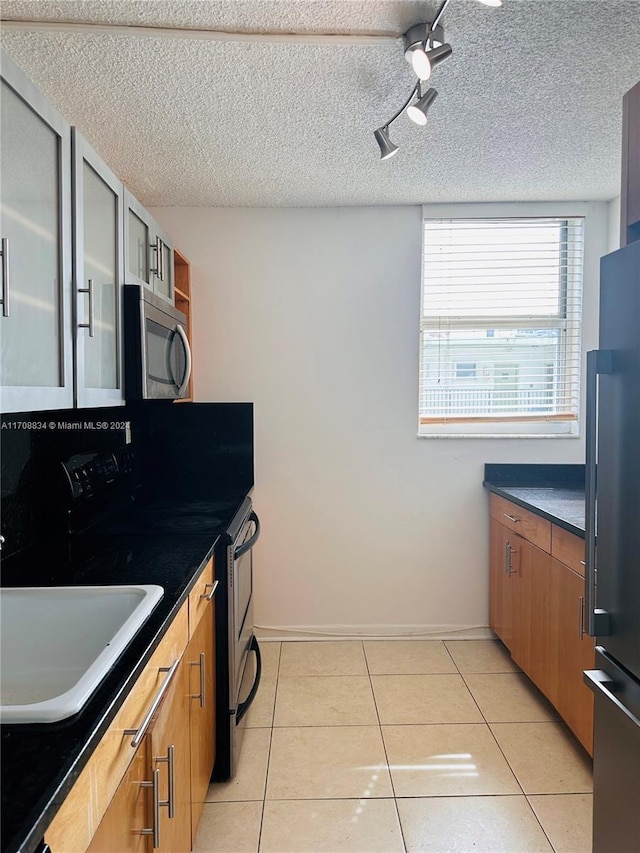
[0,51,182,414]
[0,52,74,413]
[73,130,125,408]
[124,188,174,304]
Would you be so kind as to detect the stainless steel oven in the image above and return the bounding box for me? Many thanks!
[215,497,262,780]
[123,284,191,400]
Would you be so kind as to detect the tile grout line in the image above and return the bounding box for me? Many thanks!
[524,793,563,853]
[257,641,283,852]
[363,640,409,853]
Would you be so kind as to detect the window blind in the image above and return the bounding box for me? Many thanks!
[419,217,585,433]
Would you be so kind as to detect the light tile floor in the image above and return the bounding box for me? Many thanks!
[194,640,593,853]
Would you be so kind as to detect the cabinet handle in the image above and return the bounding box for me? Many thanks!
[1,237,9,317]
[200,580,219,601]
[124,659,180,748]
[190,652,206,708]
[503,513,519,523]
[152,235,165,281]
[140,767,161,848]
[150,236,160,277]
[504,541,511,575]
[77,278,95,337]
[156,744,175,819]
[578,596,585,640]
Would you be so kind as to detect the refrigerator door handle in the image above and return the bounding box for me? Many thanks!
[585,349,613,637]
[584,669,640,729]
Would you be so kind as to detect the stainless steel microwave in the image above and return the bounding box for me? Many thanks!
[123,285,192,400]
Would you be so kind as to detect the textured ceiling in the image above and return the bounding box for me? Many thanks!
[1,1,640,207]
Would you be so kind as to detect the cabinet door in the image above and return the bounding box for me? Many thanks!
[549,557,595,754]
[489,518,513,648]
[510,536,552,696]
[188,596,216,843]
[87,737,151,853]
[0,53,74,413]
[73,130,124,408]
[149,659,191,853]
[152,225,174,304]
[124,188,152,290]
[123,188,173,304]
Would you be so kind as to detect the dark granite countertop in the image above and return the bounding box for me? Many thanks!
[483,463,586,538]
[0,532,219,853]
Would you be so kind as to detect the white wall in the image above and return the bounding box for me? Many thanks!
[608,197,621,251]
[151,202,610,638]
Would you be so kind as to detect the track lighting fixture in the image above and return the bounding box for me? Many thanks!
[373,0,501,160]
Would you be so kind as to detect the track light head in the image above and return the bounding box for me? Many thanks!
[374,126,399,160]
[406,88,438,126]
[410,42,453,81]
[403,22,445,75]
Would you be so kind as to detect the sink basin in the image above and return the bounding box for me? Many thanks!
[0,585,164,723]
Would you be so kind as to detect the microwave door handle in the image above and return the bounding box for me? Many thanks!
[234,512,261,560]
[173,323,192,396]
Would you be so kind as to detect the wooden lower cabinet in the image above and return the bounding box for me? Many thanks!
[87,738,150,853]
[150,659,192,853]
[510,535,552,699]
[187,598,216,845]
[489,518,512,647]
[88,660,192,853]
[62,560,218,853]
[549,557,595,754]
[488,494,594,755]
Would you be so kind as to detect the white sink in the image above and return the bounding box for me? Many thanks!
[0,585,164,723]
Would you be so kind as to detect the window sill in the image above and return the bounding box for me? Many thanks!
[416,433,581,439]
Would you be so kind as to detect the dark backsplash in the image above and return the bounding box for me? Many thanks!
[483,463,585,489]
[1,402,254,561]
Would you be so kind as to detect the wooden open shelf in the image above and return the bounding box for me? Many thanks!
[174,247,193,402]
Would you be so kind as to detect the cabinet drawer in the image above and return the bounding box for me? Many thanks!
[45,602,189,853]
[489,493,551,552]
[551,524,586,577]
[189,558,215,639]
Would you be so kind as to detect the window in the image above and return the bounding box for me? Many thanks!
[418,217,585,436]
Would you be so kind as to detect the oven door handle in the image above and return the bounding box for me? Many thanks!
[234,511,260,560]
[236,636,262,724]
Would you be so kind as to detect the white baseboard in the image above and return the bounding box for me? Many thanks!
[254,624,495,642]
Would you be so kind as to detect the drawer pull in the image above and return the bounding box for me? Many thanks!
[125,658,180,748]
[156,744,175,819]
[190,651,206,708]
[504,513,520,523]
[200,580,219,601]
[140,767,161,848]
[505,541,512,575]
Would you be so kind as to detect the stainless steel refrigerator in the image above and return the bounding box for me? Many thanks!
[584,237,640,853]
